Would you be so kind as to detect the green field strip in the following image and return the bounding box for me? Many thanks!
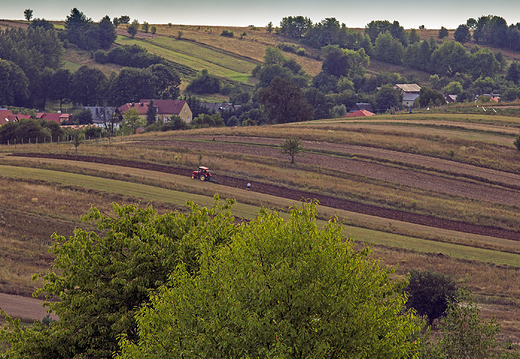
[115,36,254,82]
[3,164,520,267]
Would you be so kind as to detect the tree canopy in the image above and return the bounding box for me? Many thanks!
[117,201,423,358]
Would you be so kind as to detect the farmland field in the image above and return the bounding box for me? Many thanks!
[2,110,520,342]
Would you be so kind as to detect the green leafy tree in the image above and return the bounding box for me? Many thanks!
[119,15,130,24]
[127,19,139,38]
[470,47,500,79]
[0,196,237,358]
[454,24,471,44]
[279,15,312,37]
[435,288,506,359]
[142,21,149,33]
[506,61,520,84]
[409,28,421,44]
[438,26,449,39]
[49,68,72,112]
[405,270,457,326]
[146,99,156,125]
[258,76,314,124]
[0,59,29,107]
[321,45,369,78]
[121,107,146,134]
[443,81,463,95]
[71,65,107,106]
[502,87,520,102]
[266,21,273,33]
[374,32,404,65]
[24,9,33,22]
[71,129,83,154]
[185,69,221,94]
[150,26,156,35]
[65,8,91,48]
[418,87,446,107]
[430,41,470,77]
[375,84,403,112]
[281,136,304,163]
[117,201,423,359]
[264,45,286,65]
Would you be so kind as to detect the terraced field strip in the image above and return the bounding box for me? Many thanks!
[115,36,255,82]
[3,163,520,267]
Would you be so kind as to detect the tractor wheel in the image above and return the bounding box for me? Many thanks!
[191,175,195,179]
[200,175,206,181]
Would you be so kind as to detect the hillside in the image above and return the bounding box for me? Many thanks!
[2,110,520,343]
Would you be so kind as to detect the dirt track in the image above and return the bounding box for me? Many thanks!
[11,152,520,241]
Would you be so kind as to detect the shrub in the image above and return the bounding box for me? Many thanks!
[297,47,306,56]
[514,135,520,151]
[220,29,234,37]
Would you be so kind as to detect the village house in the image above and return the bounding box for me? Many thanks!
[36,112,70,123]
[118,99,192,124]
[0,109,32,126]
[394,84,421,108]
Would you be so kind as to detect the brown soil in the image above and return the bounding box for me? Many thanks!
[11,152,520,241]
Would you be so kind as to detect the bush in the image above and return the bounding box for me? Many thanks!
[297,47,306,56]
[514,135,520,151]
[220,29,234,37]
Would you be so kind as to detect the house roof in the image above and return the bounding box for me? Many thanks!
[350,103,374,112]
[403,93,420,102]
[139,99,188,115]
[395,84,421,93]
[444,94,457,103]
[36,113,70,123]
[0,110,14,125]
[344,109,375,117]
[117,102,150,116]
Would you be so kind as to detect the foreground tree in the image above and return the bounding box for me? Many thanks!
[121,107,146,134]
[118,202,423,358]
[0,196,237,358]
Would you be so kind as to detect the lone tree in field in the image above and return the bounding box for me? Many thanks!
[281,136,304,164]
[24,9,33,22]
[71,130,83,154]
[405,269,457,326]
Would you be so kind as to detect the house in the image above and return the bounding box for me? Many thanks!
[84,106,118,128]
[344,109,375,118]
[349,103,374,113]
[36,112,70,124]
[394,84,421,108]
[444,94,457,103]
[118,100,192,124]
[0,110,32,126]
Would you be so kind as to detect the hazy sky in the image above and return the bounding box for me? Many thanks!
[2,1,519,30]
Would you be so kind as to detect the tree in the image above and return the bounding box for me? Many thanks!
[375,84,402,112]
[266,21,273,33]
[71,108,93,125]
[119,15,130,24]
[127,19,139,38]
[430,41,470,77]
[374,32,404,65]
[185,69,221,94]
[281,136,304,163]
[454,24,471,44]
[117,201,423,359]
[418,87,446,107]
[409,28,421,44]
[150,26,156,35]
[71,66,107,106]
[121,107,146,134]
[0,196,237,358]
[405,270,457,326]
[506,61,520,84]
[70,129,83,154]
[434,288,506,359]
[264,45,285,65]
[443,81,463,95]
[438,26,449,39]
[65,8,91,48]
[279,16,312,37]
[470,47,500,79]
[321,45,369,78]
[146,99,156,125]
[24,9,33,22]
[142,21,149,33]
[49,69,71,112]
[258,77,313,124]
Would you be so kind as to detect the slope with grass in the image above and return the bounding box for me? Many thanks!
[2,111,520,342]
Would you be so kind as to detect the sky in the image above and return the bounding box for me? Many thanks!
[2,1,519,30]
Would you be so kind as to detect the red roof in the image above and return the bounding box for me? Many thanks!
[0,110,14,125]
[37,113,70,123]
[117,102,150,116]
[344,110,375,117]
[139,99,187,115]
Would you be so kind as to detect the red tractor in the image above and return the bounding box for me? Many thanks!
[191,166,216,182]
